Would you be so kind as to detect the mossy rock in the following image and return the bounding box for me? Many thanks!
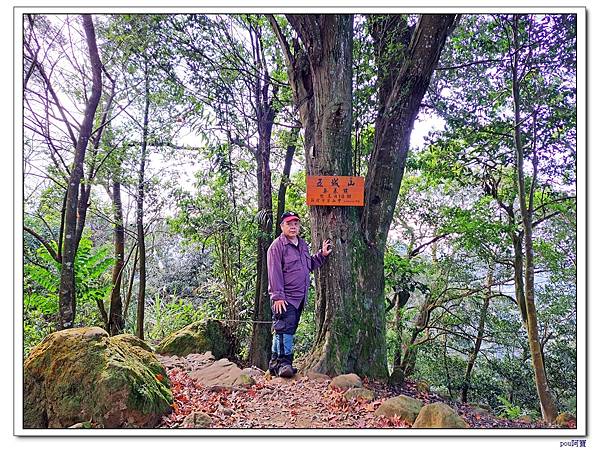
[155,320,233,359]
[374,395,423,424]
[344,388,375,402]
[330,373,363,390]
[412,402,469,428]
[234,373,256,387]
[416,380,430,393]
[24,327,172,428]
[555,412,576,427]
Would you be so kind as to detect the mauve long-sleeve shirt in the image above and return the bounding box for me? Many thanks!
[267,233,328,309]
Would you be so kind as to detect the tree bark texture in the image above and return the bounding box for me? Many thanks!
[109,178,125,335]
[271,14,457,378]
[249,26,279,369]
[124,245,139,322]
[58,15,103,330]
[249,134,275,368]
[510,14,557,423]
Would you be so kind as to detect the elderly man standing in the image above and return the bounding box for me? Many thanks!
[267,211,333,377]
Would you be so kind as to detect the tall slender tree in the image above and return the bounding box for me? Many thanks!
[509,14,558,423]
[23,14,119,329]
[59,15,103,329]
[421,13,574,422]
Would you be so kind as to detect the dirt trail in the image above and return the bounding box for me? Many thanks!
[159,365,548,429]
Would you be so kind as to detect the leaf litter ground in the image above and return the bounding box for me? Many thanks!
[159,367,560,429]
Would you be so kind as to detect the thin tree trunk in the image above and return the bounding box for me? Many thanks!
[389,290,409,383]
[512,234,528,324]
[108,178,125,335]
[249,113,276,369]
[489,185,527,324]
[136,58,151,340]
[399,299,431,378]
[461,267,493,403]
[275,132,298,238]
[510,14,557,423]
[58,14,103,330]
[249,25,278,369]
[74,73,115,251]
[123,245,139,323]
[400,330,420,378]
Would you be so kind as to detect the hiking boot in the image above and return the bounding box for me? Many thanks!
[277,354,297,378]
[268,353,280,376]
[278,362,294,378]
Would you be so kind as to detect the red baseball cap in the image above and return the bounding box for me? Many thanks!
[280,211,300,223]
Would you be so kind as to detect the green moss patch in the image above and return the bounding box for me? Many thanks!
[155,319,232,358]
[24,327,172,428]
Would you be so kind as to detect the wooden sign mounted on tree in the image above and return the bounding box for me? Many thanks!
[306,175,364,206]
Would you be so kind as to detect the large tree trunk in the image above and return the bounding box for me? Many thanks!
[271,14,456,378]
[58,15,103,330]
[510,14,557,423]
[136,59,151,340]
[282,15,366,376]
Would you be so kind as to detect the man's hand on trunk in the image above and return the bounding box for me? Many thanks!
[273,300,288,314]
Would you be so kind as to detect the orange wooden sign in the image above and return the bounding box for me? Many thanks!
[306,175,365,206]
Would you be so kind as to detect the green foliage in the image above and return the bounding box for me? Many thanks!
[73,237,115,307]
[284,171,309,223]
[145,295,206,342]
[24,235,114,354]
[413,342,466,400]
[383,244,429,301]
[23,306,55,357]
[496,395,523,420]
[397,13,577,417]
[168,142,258,351]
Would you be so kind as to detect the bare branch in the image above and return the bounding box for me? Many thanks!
[23,226,60,263]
